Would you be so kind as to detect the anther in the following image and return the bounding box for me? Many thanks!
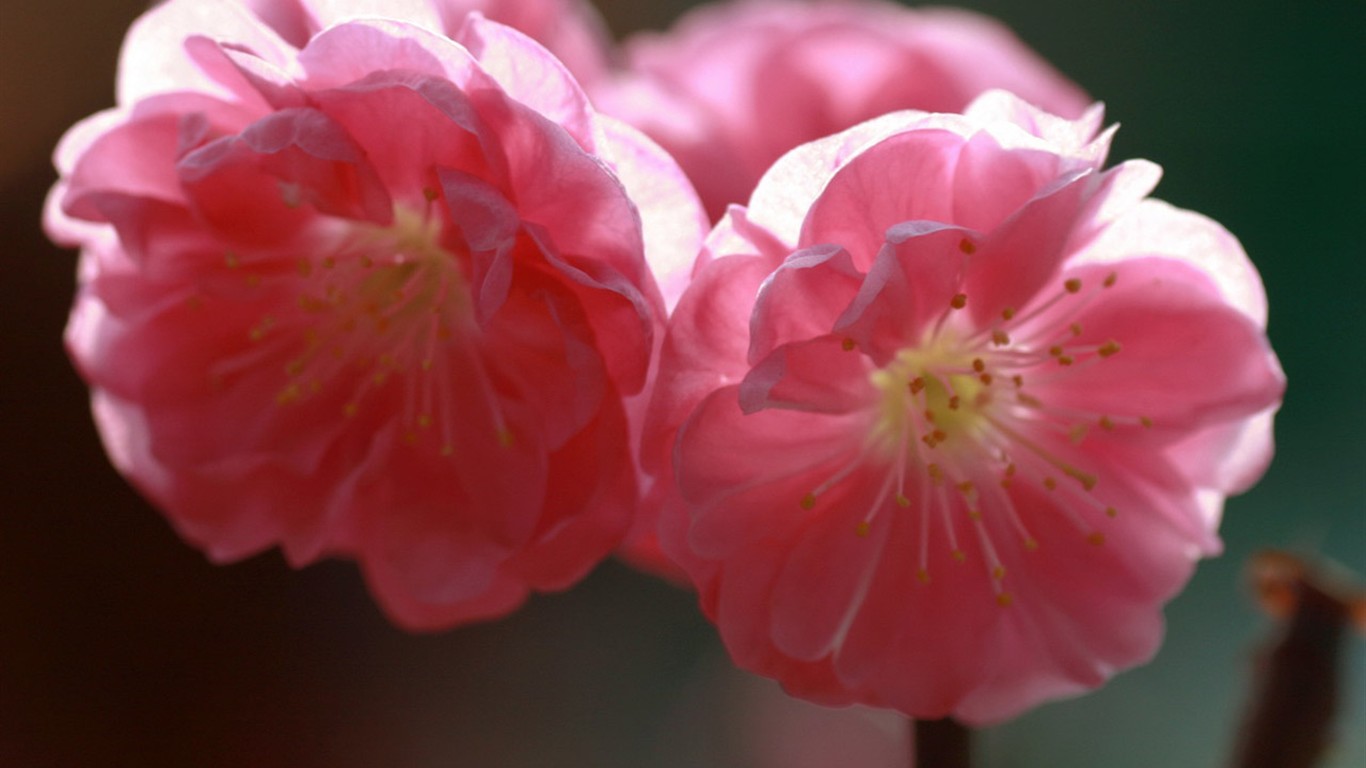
[1105,507,1118,518]
[958,238,976,254]
[991,329,1011,346]
[996,592,1014,607]
[947,396,960,410]
[1070,322,1083,336]
[1140,416,1154,428]
[979,373,993,385]
[1103,272,1118,288]
[841,337,857,351]
[1064,466,1098,491]
[951,549,966,562]
[992,565,1006,580]
[1057,355,1074,366]
[1087,532,1106,546]
[423,186,440,202]
[1043,476,1058,491]
[928,464,944,485]
[917,569,932,584]
[1002,307,1016,321]
[950,293,968,310]
[1064,278,1083,294]
[855,521,871,538]
[275,384,301,405]
[909,377,927,394]
[800,493,816,510]
[972,358,986,373]
[1098,340,1122,358]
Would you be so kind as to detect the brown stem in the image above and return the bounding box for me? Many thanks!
[912,717,972,768]
[1230,556,1352,768]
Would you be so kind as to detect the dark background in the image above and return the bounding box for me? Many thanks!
[3,1,1363,766]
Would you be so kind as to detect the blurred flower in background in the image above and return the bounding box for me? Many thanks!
[592,0,1090,220]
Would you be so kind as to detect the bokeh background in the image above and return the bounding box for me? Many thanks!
[2,1,1363,766]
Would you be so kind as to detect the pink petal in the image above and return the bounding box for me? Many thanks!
[833,221,974,361]
[746,110,933,243]
[740,336,875,415]
[593,114,708,311]
[64,115,187,221]
[769,473,893,661]
[297,19,480,91]
[180,108,393,244]
[748,244,862,363]
[297,0,444,34]
[640,255,772,478]
[676,387,866,556]
[959,167,1093,328]
[454,13,595,150]
[950,128,1069,232]
[117,0,297,105]
[1070,198,1269,326]
[1040,259,1285,428]
[509,399,634,589]
[798,127,965,267]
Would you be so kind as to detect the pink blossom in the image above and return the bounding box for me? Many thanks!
[645,92,1285,722]
[594,0,1090,221]
[242,0,614,83]
[45,1,705,630]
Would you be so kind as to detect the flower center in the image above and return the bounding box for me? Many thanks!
[804,271,1148,606]
[206,200,511,456]
[869,338,992,456]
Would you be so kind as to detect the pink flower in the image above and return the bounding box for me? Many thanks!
[594,0,1090,220]
[645,92,1285,722]
[45,1,705,630]
[244,0,615,83]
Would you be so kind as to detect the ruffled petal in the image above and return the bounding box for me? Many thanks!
[749,244,862,363]
[1039,259,1285,428]
[798,127,964,267]
[1070,197,1269,325]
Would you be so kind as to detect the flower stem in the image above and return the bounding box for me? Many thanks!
[1229,556,1353,768]
[912,717,972,768]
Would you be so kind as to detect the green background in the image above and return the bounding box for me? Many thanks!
[2,1,1361,765]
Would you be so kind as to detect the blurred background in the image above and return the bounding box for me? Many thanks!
[2,1,1362,766]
